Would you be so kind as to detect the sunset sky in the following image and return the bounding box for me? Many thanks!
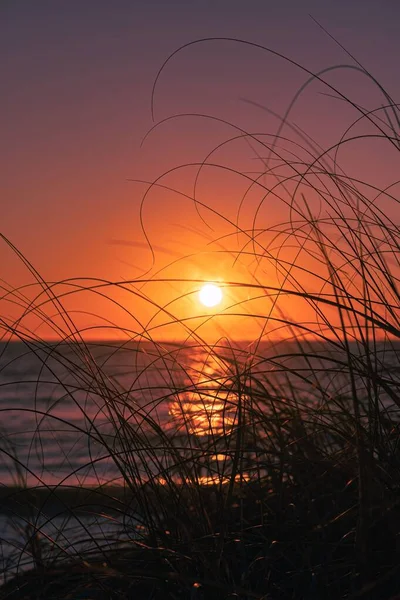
[1,1,399,341]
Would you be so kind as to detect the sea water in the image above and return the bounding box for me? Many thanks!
[0,339,399,487]
[0,339,399,580]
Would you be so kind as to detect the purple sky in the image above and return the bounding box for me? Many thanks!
[1,1,399,339]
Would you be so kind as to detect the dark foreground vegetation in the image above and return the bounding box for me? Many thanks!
[2,453,400,600]
[1,35,400,599]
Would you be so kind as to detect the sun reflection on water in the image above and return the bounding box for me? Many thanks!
[161,347,260,486]
[168,352,239,437]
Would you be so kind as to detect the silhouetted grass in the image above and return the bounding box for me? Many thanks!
[1,34,400,599]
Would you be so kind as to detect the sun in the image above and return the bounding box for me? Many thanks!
[199,283,223,308]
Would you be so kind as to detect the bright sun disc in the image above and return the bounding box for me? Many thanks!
[199,283,223,308]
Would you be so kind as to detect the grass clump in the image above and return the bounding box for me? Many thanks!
[1,35,400,599]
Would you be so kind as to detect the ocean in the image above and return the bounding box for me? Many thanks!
[0,338,399,579]
[0,339,399,489]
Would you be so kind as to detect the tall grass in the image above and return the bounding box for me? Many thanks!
[1,36,400,599]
